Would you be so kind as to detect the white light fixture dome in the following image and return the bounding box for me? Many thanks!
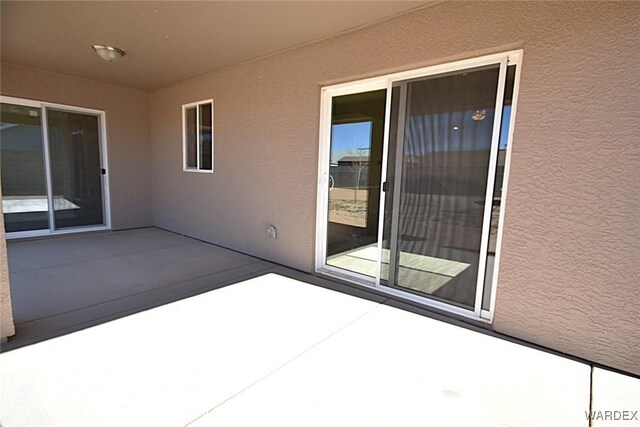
[92,45,125,62]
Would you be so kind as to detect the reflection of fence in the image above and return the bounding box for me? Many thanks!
[0,150,47,195]
[329,164,503,195]
[330,165,369,188]
[399,164,505,197]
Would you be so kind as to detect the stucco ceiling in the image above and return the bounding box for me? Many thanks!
[0,1,429,91]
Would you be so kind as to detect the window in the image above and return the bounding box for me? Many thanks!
[182,99,213,172]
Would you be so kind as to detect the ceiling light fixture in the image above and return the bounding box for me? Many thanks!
[472,109,486,121]
[92,45,125,62]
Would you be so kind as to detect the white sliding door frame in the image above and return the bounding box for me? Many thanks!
[40,106,56,234]
[374,81,394,287]
[315,50,523,323]
[1,96,111,239]
[485,53,524,323]
[472,57,508,318]
[386,82,408,289]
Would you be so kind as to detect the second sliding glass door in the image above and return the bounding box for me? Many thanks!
[383,64,504,311]
[1,98,109,237]
[318,52,520,320]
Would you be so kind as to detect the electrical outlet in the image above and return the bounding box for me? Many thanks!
[267,225,277,240]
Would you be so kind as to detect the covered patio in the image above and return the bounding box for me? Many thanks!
[1,2,639,425]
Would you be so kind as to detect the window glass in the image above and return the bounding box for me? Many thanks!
[47,109,104,229]
[199,103,212,171]
[185,107,197,168]
[0,103,49,232]
[325,90,387,277]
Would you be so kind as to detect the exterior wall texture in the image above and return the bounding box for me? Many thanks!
[0,63,152,229]
[149,2,640,375]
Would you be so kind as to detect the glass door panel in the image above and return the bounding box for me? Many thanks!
[0,103,50,232]
[384,65,503,309]
[325,89,387,278]
[46,109,105,229]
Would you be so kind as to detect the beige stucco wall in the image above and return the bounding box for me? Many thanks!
[0,176,15,340]
[149,2,640,375]
[1,63,152,229]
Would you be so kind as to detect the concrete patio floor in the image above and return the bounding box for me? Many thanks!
[1,273,638,426]
[4,227,276,349]
[1,229,638,426]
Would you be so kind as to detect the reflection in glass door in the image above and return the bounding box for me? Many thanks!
[325,90,387,278]
[0,103,50,232]
[47,109,104,229]
[0,98,109,237]
[383,64,504,310]
[317,51,521,320]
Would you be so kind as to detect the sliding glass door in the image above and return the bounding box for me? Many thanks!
[1,97,109,237]
[317,51,521,320]
[384,64,504,310]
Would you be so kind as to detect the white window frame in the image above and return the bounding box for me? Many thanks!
[315,50,524,323]
[182,99,214,173]
[0,95,112,239]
